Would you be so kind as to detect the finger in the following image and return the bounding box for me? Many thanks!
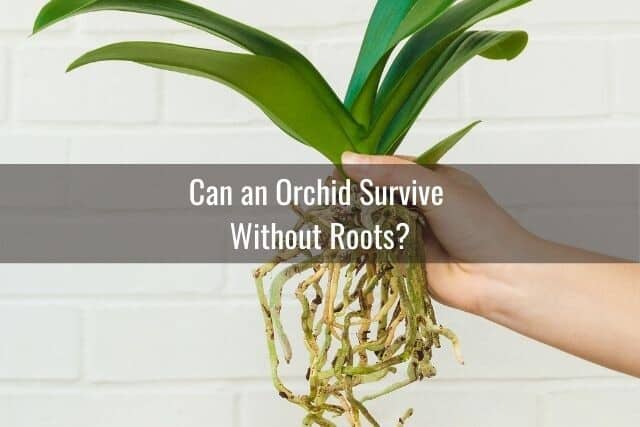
[342,152,444,186]
[432,165,486,192]
[380,154,483,192]
[341,152,446,217]
[423,226,449,264]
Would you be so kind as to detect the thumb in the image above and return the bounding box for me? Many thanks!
[341,152,446,217]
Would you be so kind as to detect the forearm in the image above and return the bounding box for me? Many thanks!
[479,240,640,377]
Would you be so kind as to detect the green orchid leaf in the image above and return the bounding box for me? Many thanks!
[32,0,531,165]
[67,42,354,164]
[378,0,531,115]
[33,0,362,142]
[344,0,413,106]
[378,31,527,154]
[415,121,481,165]
[390,0,456,47]
[370,34,461,154]
[345,0,453,126]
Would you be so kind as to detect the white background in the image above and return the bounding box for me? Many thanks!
[0,0,639,426]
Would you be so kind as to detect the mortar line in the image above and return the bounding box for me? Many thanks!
[605,37,617,117]
[4,45,13,127]
[156,70,166,124]
[233,393,243,427]
[0,376,635,392]
[536,393,551,427]
[78,307,88,382]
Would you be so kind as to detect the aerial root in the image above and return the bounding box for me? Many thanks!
[254,191,462,426]
[397,409,414,427]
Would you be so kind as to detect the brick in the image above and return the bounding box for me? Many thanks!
[242,388,538,427]
[14,46,158,123]
[0,0,48,31]
[403,125,640,164]
[239,389,308,427]
[545,388,640,427]
[0,265,223,296]
[68,0,640,35]
[0,392,233,427]
[428,304,619,379]
[210,0,374,29]
[375,388,537,427]
[163,71,266,124]
[0,166,69,209]
[614,38,640,114]
[466,39,608,118]
[0,305,80,379]
[495,0,640,25]
[311,40,360,101]
[79,0,375,32]
[87,301,307,381]
[224,264,264,296]
[66,130,326,163]
[88,300,618,384]
[0,133,69,162]
[0,49,6,122]
[420,74,461,120]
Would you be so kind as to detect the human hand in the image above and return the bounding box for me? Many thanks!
[341,152,540,316]
[343,152,640,378]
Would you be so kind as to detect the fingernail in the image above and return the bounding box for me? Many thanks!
[342,151,368,165]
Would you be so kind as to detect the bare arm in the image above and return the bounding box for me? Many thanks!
[479,255,640,378]
[343,152,640,378]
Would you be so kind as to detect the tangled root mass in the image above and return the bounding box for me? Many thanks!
[254,179,462,427]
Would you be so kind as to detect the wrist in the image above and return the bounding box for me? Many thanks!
[471,264,531,322]
[471,235,550,322]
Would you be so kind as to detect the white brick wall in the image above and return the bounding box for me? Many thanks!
[543,387,640,427]
[614,38,640,115]
[466,39,610,119]
[86,303,279,381]
[0,1,639,426]
[0,48,7,122]
[0,0,43,31]
[14,46,159,123]
[0,305,80,380]
[0,392,234,427]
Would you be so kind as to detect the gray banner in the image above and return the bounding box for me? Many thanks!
[0,165,637,263]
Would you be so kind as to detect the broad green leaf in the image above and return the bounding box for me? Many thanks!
[345,0,414,113]
[378,0,531,114]
[415,121,481,164]
[66,42,355,164]
[377,31,528,154]
[33,0,362,141]
[345,0,453,126]
[390,0,456,46]
[369,33,468,153]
